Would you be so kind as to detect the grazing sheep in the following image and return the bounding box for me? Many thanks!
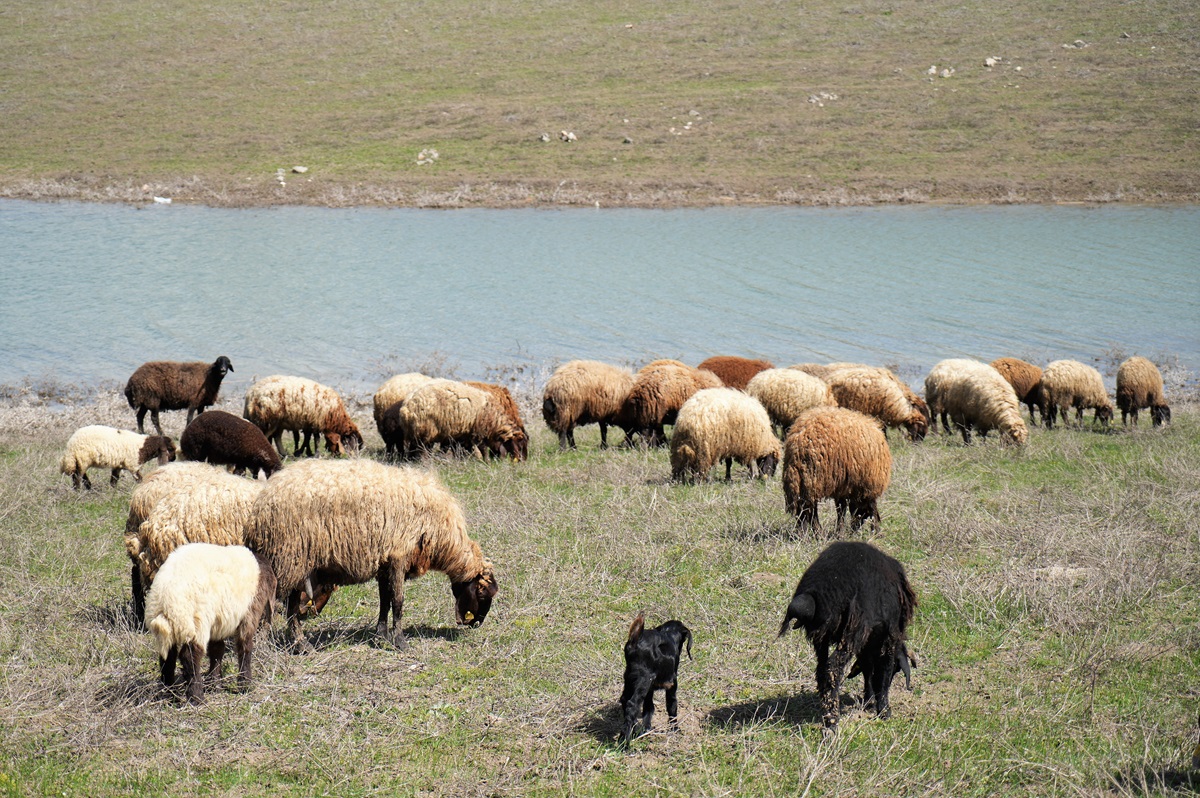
[243,375,363,457]
[620,360,723,447]
[243,459,498,651]
[398,379,526,461]
[541,360,635,449]
[1040,359,1115,429]
[1115,356,1171,427]
[377,401,407,458]
[778,541,917,730]
[145,543,276,705]
[465,380,529,461]
[124,356,233,435]
[745,368,838,436]
[619,614,693,746]
[696,356,775,391]
[180,410,282,478]
[924,359,1029,445]
[669,388,781,482]
[372,373,436,425]
[59,425,176,490]
[989,357,1047,424]
[782,407,892,535]
[825,366,929,441]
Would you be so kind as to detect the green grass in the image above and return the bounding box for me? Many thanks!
[0,392,1197,795]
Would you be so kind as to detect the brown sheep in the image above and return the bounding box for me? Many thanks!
[465,380,529,460]
[696,356,775,391]
[989,357,1047,425]
[825,366,928,441]
[124,356,233,435]
[1115,356,1171,427]
[620,360,723,447]
[541,360,635,449]
[179,410,282,478]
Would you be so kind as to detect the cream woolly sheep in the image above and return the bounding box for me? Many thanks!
[59,425,176,490]
[243,459,498,651]
[782,407,892,535]
[620,360,723,447]
[989,357,1047,425]
[745,368,837,436]
[243,375,363,457]
[669,388,781,482]
[541,359,635,449]
[825,366,929,441]
[399,379,526,461]
[1115,356,1171,427]
[696,356,774,391]
[924,359,1029,445]
[465,380,529,461]
[1040,359,1114,429]
[145,543,276,704]
[124,356,233,435]
[372,373,435,425]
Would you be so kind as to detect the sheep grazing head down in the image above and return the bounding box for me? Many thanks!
[756,451,779,479]
[141,435,178,466]
[451,565,498,627]
[324,430,364,456]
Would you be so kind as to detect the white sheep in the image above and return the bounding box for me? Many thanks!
[669,388,782,482]
[145,542,277,704]
[1040,359,1114,429]
[243,375,363,456]
[745,368,837,435]
[923,359,1029,445]
[373,372,436,425]
[59,425,176,490]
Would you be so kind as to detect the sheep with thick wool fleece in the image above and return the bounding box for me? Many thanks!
[989,357,1047,425]
[924,359,1029,445]
[620,359,723,447]
[1115,356,1171,427]
[398,379,525,460]
[465,380,529,461]
[243,459,498,651]
[372,373,435,425]
[745,368,837,435]
[145,542,276,704]
[243,375,363,457]
[1040,359,1114,429]
[696,356,774,391]
[824,366,929,441]
[179,409,282,478]
[669,388,781,482]
[541,360,635,449]
[60,424,176,490]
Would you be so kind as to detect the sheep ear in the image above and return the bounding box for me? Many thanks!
[628,614,645,643]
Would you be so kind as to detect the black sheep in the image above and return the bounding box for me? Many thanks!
[180,410,282,478]
[619,614,692,746]
[778,541,917,731]
[125,356,234,435]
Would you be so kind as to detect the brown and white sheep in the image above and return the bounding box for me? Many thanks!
[242,459,498,651]
[1040,359,1114,429]
[825,366,929,441]
[669,388,781,482]
[124,356,233,435]
[399,379,526,461]
[619,360,723,447]
[541,360,635,449]
[180,410,282,478]
[59,425,176,490]
[1115,356,1171,427]
[243,375,363,457]
[696,356,775,391]
[465,380,529,460]
[924,359,1029,445]
[782,407,892,535]
[745,368,838,436]
[989,357,1047,425]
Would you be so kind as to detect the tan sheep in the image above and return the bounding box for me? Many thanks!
[398,379,525,460]
[242,459,498,650]
[924,359,1029,445]
[745,368,837,435]
[825,366,929,441]
[620,359,723,447]
[989,357,1047,425]
[1115,356,1171,427]
[464,380,529,460]
[59,425,176,490]
[696,356,775,390]
[372,373,436,425]
[669,388,782,482]
[1040,359,1114,429]
[541,360,635,449]
[243,375,364,457]
[782,407,892,535]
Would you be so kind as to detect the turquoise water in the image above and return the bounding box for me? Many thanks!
[1,200,1196,393]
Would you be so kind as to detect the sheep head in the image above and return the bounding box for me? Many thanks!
[1095,404,1114,427]
[905,412,929,442]
[213,356,234,376]
[1151,404,1171,426]
[756,452,779,479]
[140,435,178,466]
[451,564,498,627]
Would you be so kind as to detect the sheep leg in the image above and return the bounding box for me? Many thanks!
[835,500,848,534]
[619,678,651,745]
[641,691,656,734]
[134,407,148,435]
[377,564,407,650]
[235,628,255,692]
[131,564,146,627]
[596,423,606,449]
[150,410,164,437]
[724,458,733,481]
[205,640,225,681]
[798,500,820,535]
[181,641,205,704]
[286,588,314,653]
[70,470,83,490]
[110,468,122,487]
[817,644,851,731]
[159,649,178,686]
[79,470,92,490]
[665,682,679,731]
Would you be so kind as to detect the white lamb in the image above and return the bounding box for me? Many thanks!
[59,424,176,490]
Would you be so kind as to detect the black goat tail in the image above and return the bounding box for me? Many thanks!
[778,592,816,637]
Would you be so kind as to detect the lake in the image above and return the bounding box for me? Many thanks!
[1,200,1196,396]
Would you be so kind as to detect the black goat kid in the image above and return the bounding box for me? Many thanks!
[619,615,692,746]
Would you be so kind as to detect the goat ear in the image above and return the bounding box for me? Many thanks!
[628,614,645,642]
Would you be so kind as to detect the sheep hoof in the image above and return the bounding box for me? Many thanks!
[291,638,315,655]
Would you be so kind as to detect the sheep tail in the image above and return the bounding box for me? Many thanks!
[778,592,815,637]
[147,614,175,660]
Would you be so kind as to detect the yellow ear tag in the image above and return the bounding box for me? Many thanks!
[464,611,475,622]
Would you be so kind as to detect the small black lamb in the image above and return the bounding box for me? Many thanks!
[125,356,234,435]
[619,614,692,746]
[778,541,917,731]
[180,410,282,478]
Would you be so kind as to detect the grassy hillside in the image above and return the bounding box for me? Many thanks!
[1,0,1197,206]
[0,388,1197,796]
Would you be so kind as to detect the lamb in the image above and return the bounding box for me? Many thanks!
[243,459,498,651]
[124,356,233,435]
[1115,356,1171,427]
[781,407,892,535]
[989,357,1047,424]
[59,424,176,490]
[778,541,917,731]
[923,359,1029,445]
[824,366,929,441]
[619,614,693,746]
[145,542,276,705]
[745,368,838,436]
[619,359,723,447]
[541,360,635,449]
[465,380,529,461]
[1040,359,1115,429]
[696,356,775,391]
[399,379,526,461]
[669,388,781,482]
[243,375,364,457]
[179,410,282,478]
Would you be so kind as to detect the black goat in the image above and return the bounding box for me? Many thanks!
[619,614,692,746]
[778,541,917,731]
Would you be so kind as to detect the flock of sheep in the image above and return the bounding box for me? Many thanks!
[53,350,1172,734]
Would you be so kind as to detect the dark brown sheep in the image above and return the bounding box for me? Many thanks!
[180,410,282,478]
[696,356,775,391]
[125,356,234,435]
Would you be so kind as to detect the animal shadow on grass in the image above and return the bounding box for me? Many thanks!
[1111,766,1199,795]
[278,623,464,652]
[95,671,176,709]
[576,702,626,746]
[705,690,852,731]
[723,519,806,544]
[81,601,139,633]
